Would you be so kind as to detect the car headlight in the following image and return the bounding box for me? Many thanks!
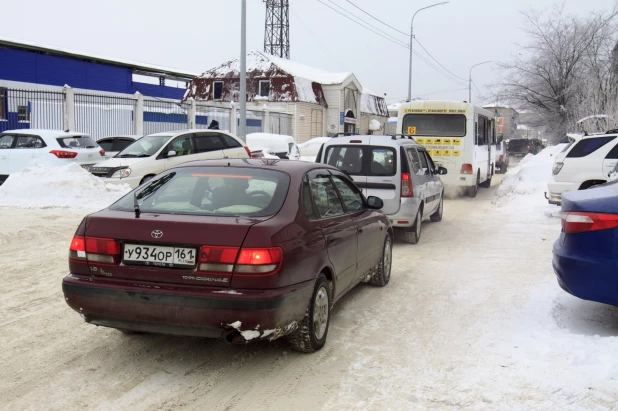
[111,168,131,179]
[552,162,563,175]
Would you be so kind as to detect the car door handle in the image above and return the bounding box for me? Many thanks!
[326,236,336,245]
[357,227,364,234]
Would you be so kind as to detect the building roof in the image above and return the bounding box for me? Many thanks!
[0,36,197,81]
[361,89,388,117]
[198,50,353,85]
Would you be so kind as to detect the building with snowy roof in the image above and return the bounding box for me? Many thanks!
[183,51,388,142]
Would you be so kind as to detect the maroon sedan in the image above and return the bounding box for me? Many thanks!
[62,159,392,353]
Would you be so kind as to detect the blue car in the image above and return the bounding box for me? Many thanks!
[553,180,618,306]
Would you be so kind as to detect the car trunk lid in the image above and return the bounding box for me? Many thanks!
[83,209,264,287]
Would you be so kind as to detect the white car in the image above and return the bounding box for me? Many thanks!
[89,129,250,188]
[298,137,330,162]
[0,129,104,184]
[96,135,140,159]
[546,132,618,204]
[246,133,300,160]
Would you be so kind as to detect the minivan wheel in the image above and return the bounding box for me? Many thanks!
[430,194,443,222]
[403,209,422,244]
[287,274,331,353]
[467,174,479,197]
[370,235,392,287]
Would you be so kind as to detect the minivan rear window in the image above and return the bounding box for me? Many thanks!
[566,137,616,158]
[111,166,290,217]
[325,145,397,176]
[56,136,97,149]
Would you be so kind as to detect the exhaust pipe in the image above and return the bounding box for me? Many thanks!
[222,329,247,344]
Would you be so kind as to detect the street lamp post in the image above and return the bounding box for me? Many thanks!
[468,60,491,103]
[408,1,448,102]
[239,0,247,142]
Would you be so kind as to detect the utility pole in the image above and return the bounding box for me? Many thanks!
[239,0,247,141]
[468,61,491,103]
[264,0,290,59]
[408,2,448,102]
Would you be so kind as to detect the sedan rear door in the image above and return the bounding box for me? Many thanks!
[0,134,15,176]
[9,134,46,173]
[193,132,226,160]
[219,132,249,158]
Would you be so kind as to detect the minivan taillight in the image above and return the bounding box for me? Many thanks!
[244,146,252,157]
[50,150,78,159]
[561,212,618,234]
[69,235,120,265]
[461,164,473,174]
[401,173,413,197]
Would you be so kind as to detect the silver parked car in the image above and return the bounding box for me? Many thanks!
[317,134,446,244]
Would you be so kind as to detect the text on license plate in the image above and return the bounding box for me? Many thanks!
[123,244,196,267]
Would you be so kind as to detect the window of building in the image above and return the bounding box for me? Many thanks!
[258,80,270,98]
[213,82,224,100]
[0,88,6,120]
[18,105,30,122]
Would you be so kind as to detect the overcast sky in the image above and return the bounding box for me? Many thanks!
[0,0,615,105]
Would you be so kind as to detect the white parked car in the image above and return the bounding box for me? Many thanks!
[89,129,250,188]
[546,132,618,204]
[298,137,330,162]
[0,129,105,184]
[96,135,140,159]
[246,133,300,160]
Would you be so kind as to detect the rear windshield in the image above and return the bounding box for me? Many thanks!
[566,137,616,158]
[117,135,172,158]
[110,166,290,217]
[324,145,396,176]
[56,136,97,149]
[402,114,466,137]
[508,139,530,150]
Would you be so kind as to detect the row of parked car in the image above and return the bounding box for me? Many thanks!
[0,127,450,353]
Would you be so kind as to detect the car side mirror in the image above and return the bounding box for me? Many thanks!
[438,166,448,175]
[167,150,177,158]
[366,196,384,210]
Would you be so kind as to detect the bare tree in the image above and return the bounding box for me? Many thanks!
[498,4,618,141]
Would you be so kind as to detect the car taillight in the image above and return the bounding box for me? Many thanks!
[461,164,473,174]
[552,162,563,175]
[99,149,105,156]
[69,235,119,264]
[197,246,239,273]
[235,248,282,274]
[499,155,504,161]
[244,146,251,157]
[401,173,413,197]
[50,150,78,159]
[561,212,618,234]
[527,145,531,150]
[196,246,282,275]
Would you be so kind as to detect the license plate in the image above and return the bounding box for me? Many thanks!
[123,244,196,267]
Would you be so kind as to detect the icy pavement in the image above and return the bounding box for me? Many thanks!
[0,150,617,410]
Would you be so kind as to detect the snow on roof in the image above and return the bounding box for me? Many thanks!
[361,92,388,116]
[198,51,352,85]
[0,36,197,79]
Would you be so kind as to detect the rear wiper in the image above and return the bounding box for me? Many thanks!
[134,190,140,218]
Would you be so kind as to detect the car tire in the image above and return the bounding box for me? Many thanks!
[403,209,422,244]
[430,194,443,222]
[287,274,331,353]
[467,174,479,198]
[369,235,392,287]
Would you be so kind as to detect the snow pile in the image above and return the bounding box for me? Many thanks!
[495,144,567,200]
[0,164,131,210]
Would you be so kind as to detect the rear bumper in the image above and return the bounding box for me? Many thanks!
[546,180,577,205]
[386,197,421,227]
[440,173,476,188]
[552,240,618,307]
[62,275,314,341]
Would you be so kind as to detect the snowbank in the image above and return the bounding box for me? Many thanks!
[495,144,566,200]
[0,164,131,210]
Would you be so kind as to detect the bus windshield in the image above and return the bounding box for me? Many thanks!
[403,114,466,137]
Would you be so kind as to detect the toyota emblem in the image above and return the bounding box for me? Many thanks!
[151,230,163,239]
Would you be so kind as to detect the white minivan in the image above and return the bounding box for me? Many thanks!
[0,129,105,184]
[89,129,250,188]
[317,134,447,244]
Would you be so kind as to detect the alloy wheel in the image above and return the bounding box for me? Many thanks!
[313,286,329,340]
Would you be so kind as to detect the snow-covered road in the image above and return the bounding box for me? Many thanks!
[1,173,618,410]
